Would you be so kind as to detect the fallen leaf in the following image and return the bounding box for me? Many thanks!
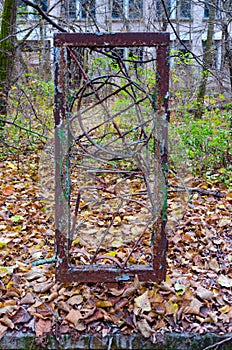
[24,267,45,281]
[11,306,31,324]
[0,316,14,329]
[2,185,15,196]
[217,275,232,288]
[196,286,214,301]
[33,281,54,293]
[0,324,7,340]
[137,319,152,338]
[96,300,113,308]
[35,319,52,337]
[0,266,16,277]
[219,305,232,314]
[185,298,203,316]
[75,322,86,331]
[208,258,220,272]
[57,301,71,313]
[134,290,151,315]
[0,301,17,315]
[67,295,83,306]
[65,309,82,327]
[164,301,178,315]
[20,292,35,305]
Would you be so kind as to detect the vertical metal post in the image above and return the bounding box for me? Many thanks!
[54,46,71,276]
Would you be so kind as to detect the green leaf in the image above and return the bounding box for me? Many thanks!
[10,215,23,222]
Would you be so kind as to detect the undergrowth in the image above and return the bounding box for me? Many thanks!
[170,109,232,187]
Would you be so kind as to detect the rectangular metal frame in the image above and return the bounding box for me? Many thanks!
[54,32,170,283]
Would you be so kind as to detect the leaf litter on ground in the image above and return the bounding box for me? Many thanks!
[0,152,231,343]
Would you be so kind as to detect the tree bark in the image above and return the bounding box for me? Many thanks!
[0,0,17,121]
[195,0,216,118]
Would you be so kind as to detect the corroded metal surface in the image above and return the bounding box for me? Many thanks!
[54,32,170,283]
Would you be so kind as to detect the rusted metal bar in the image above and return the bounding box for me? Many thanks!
[54,32,170,283]
[54,32,170,48]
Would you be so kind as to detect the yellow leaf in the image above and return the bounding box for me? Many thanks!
[6,163,17,170]
[96,300,113,308]
[72,237,80,245]
[219,305,231,314]
[165,274,173,287]
[106,251,117,257]
[165,301,178,315]
[0,266,15,277]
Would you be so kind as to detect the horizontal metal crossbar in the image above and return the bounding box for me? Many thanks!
[54,32,170,48]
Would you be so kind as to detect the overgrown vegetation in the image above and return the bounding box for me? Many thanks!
[171,110,232,187]
[0,68,231,189]
[0,73,54,156]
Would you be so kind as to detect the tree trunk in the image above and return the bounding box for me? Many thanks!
[223,24,232,94]
[0,0,17,121]
[195,0,216,118]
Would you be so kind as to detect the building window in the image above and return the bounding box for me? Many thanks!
[204,0,220,19]
[180,0,191,18]
[156,0,171,18]
[112,0,142,19]
[112,0,123,18]
[156,0,191,19]
[65,0,96,19]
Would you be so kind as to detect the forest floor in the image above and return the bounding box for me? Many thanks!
[0,150,231,345]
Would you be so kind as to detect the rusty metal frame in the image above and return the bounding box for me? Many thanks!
[54,32,170,283]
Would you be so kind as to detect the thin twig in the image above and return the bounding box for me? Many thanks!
[203,337,232,350]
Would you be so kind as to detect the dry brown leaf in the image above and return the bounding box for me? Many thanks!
[122,286,136,298]
[20,292,35,305]
[114,298,129,311]
[35,319,52,337]
[164,301,178,315]
[45,291,58,303]
[153,319,166,330]
[11,306,31,324]
[196,286,214,301]
[2,185,15,196]
[0,300,17,315]
[134,290,151,315]
[0,316,14,329]
[24,268,45,281]
[0,324,7,340]
[108,287,125,296]
[75,322,86,331]
[57,301,71,313]
[185,297,203,316]
[65,309,82,327]
[208,258,220,272]
[85,310,104,324]
[217,275,232,288]
[67,295,83,306]
[33,281,54,293]
[137,319,152,338]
